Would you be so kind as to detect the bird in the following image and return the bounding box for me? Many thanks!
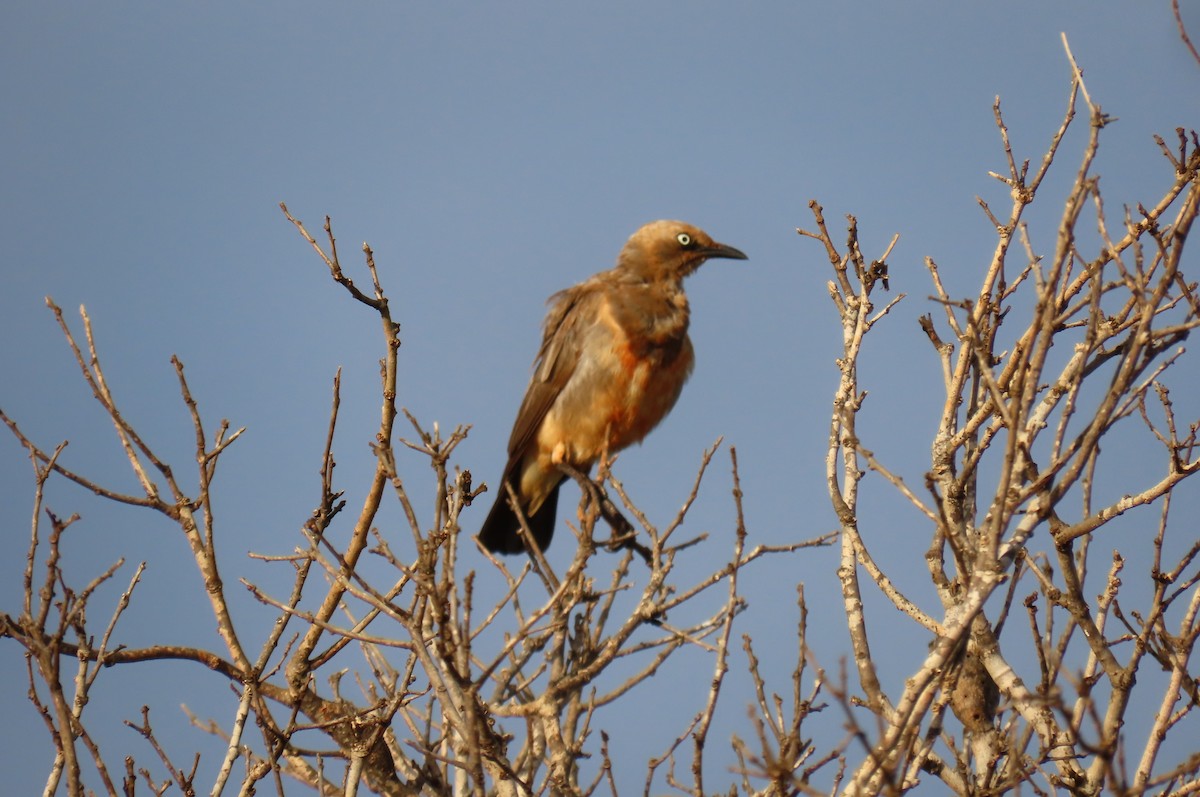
[477,220,747,555]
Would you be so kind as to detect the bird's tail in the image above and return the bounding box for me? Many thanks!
[477,479,561,554]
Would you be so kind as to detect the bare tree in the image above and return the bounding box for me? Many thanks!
[0,206,823,796]
[805,37,1200,795]
[2,37,1198,797]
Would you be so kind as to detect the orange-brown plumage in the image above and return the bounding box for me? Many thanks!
[478,220,747,554]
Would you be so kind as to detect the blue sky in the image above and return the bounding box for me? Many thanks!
[2,4,1198,794]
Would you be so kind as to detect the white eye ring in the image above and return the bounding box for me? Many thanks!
[676,233,692,246]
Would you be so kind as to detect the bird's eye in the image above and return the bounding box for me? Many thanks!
[676,233,693,247]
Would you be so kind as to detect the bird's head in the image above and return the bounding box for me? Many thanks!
[616,220,747,281]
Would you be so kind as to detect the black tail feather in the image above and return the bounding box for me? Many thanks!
[477,480,561,555]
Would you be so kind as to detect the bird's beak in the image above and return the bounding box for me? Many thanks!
[702,242,748,261]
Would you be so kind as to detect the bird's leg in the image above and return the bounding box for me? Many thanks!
[557,463,651,565]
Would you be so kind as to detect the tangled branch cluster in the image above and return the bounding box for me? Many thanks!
[2,41,1199,797]
[811,40,1200,795]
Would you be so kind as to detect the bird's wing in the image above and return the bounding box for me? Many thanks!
[505,281,602,460]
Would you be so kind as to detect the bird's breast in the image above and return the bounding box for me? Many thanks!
[608,325,693,443]
[537,293,694,467]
